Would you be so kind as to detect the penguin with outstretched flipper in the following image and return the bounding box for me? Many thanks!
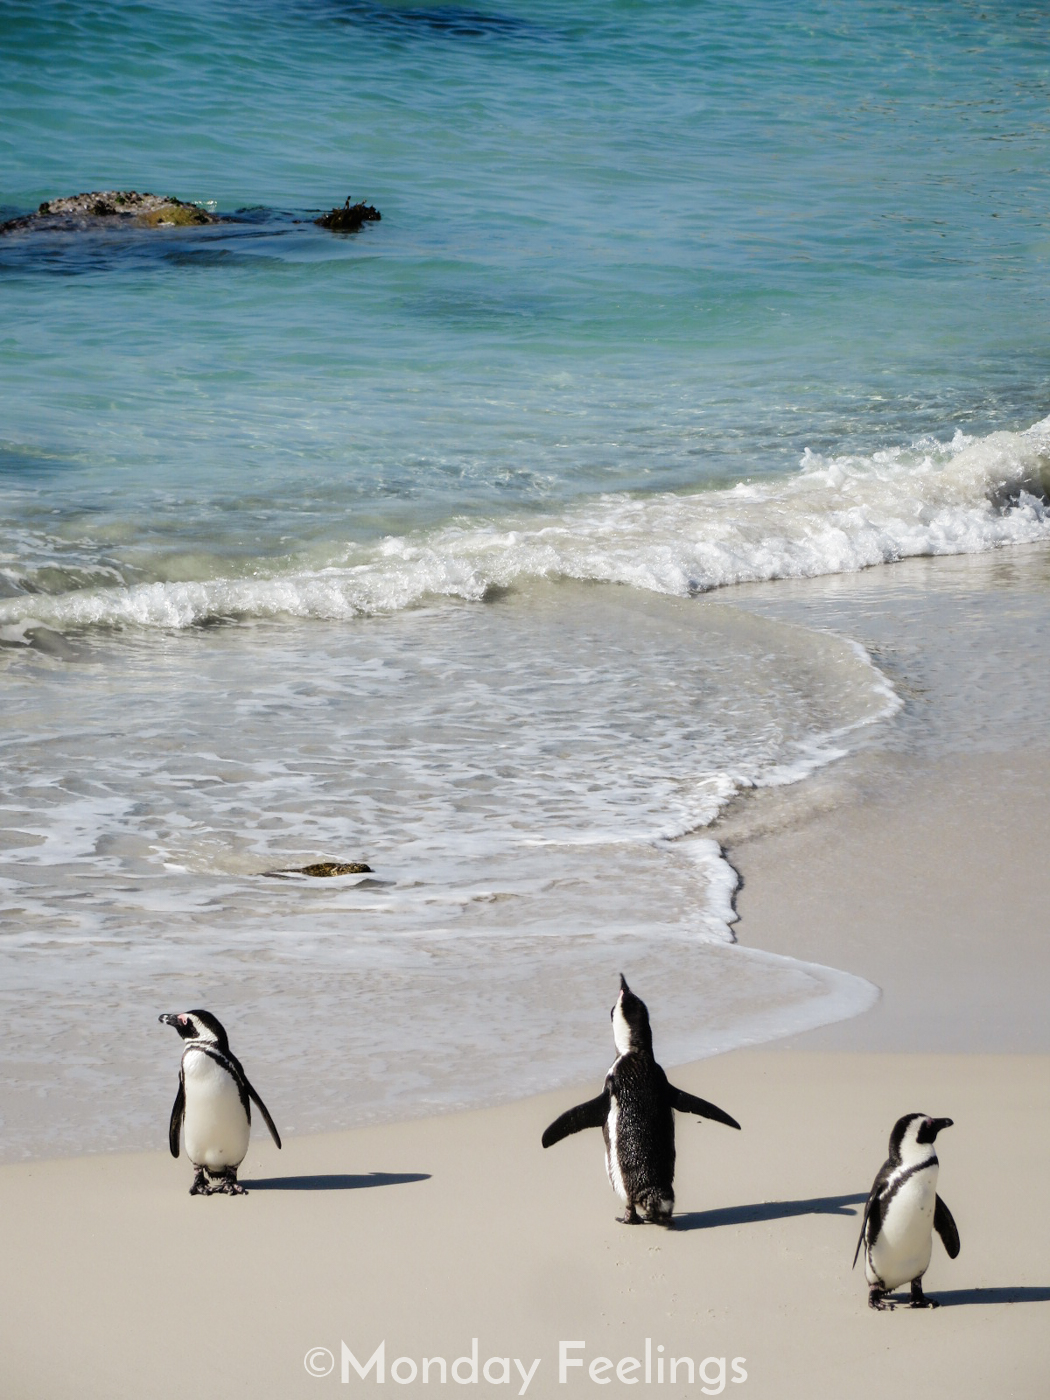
[542,975,740,1225]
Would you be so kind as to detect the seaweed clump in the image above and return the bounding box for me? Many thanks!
[299,861,373,877]
[262,860,374,879]
[315,198,381,233]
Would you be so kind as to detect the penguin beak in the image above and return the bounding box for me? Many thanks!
[932,1117,954,1136]
[611,975,628,1020]
[159,1013,177,1027]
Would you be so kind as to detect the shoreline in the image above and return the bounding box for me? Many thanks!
[5,545,1050,1163]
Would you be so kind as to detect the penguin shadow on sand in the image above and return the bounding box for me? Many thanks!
[673,1192,867,1233]
[919,1286,1050,1308]
[242,1171,430,1192]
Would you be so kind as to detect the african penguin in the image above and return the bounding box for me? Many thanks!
[159,1009,281,1196]
[541,975,740,1225]
[854,1112,960,1309]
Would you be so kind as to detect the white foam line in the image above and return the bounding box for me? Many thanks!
[3,415,1050,635]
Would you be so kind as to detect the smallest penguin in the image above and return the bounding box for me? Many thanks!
[160,1009,281,1196]
[854,1112,960,1310]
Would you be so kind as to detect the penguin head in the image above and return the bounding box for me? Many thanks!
[159,1009,230,1053]
[610,974,653,1055]
[889,1112,953,1164]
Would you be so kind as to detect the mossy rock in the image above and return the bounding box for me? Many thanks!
[137,202,213,227]
[2,190,218,235]
[299,861,373,877]
[262,860,373,879]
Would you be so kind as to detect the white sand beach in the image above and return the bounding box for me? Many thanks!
[3,1047,1048,1399]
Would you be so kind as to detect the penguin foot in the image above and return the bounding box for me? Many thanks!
[210,1170,247,1196]
[620,1206,642,1225]
[868,1287,889,1311]
[189,1167,247,1196]
[639,1192,674,1226]
[909,1280,938,1309]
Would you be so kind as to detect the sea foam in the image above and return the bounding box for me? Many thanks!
[2,417,1048,638]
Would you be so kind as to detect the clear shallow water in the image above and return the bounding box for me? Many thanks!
[0,585,886,1157]
[1,0,1049,1156]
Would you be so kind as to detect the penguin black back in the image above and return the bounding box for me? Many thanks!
[542,975,740,1226]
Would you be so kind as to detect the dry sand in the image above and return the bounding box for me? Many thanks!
[2,1050,1047,1399]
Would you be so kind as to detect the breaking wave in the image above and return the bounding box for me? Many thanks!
[2,416,1049,638]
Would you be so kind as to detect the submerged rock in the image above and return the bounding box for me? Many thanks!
[0,190,218,234]
[262,860,373,879]
[315,198,381,233]
[1,192,383,240]
[299,860,373,877]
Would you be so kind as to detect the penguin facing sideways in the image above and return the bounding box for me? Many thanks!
[159,1009,281,1196]
[541,975,740,1225]
[853,1112,960,1309]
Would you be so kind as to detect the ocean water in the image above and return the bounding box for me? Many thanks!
[1,0,1049,1158]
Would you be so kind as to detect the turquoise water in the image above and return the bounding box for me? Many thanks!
[2,0,1050,567]
[1,1,1049,1156]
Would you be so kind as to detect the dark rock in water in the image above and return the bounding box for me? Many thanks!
[315,198,381,233]
[1,192,383,240]
[262,860,374,879]
[299,860,373,877]
[0,190,218,235]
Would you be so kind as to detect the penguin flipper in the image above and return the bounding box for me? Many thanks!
[667,1084,741,1130]
[853,1176,884,1269]
[851,1203,869,1269]
[541,1090,609,1148]
[934,1194,960,1258]
[246,1081,282,1149]
[168,1071,185,1159]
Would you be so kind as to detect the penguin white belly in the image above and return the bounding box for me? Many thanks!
[604,1096,628,1204]
[182,1051,250,1172]
[868,1170,936,1289]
